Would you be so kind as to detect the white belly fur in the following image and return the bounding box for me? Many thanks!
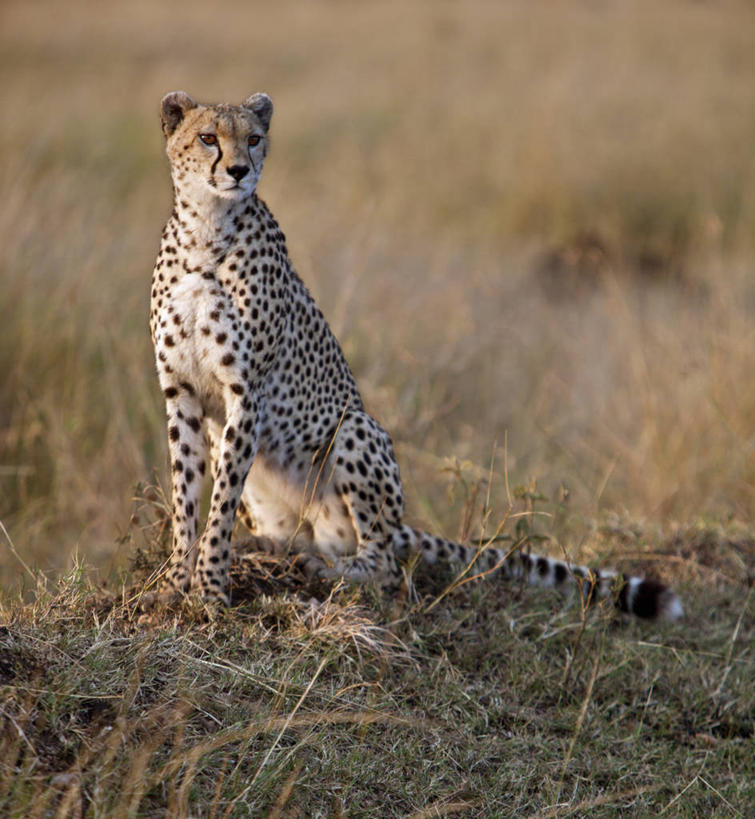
[241,453,359,562]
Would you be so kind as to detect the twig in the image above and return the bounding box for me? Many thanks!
[0,516,44,588]
[713,585,752,699]
[553,631,603,805]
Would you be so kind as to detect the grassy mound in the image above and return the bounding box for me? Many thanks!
[1,514,751,816]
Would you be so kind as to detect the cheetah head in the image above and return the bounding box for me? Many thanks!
[160,91,273,201]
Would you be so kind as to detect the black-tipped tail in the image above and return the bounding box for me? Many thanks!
[400,526,683,621]
[616,577,684,620]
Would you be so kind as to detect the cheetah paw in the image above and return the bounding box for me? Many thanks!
[194,586,231,608]
[136,585,184,611]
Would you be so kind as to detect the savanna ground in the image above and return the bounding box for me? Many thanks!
[0,1,753,815]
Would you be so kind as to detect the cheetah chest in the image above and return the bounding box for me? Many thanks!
[155,272,249,417]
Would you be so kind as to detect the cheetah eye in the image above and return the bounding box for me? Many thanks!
[248,135,261,147]
[198,134,218,146]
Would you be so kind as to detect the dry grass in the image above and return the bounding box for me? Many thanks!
[2,0,755,588]
[0,1,754,814]
[0,536,752,816]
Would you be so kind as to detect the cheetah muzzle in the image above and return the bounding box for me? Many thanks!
[148,91,683,620]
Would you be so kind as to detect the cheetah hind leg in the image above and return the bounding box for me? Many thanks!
[312,488,402,590]
[310,413,404,589]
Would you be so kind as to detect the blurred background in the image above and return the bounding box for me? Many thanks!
[1,0,754,593]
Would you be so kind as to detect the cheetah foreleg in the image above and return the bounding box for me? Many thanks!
[161,386,207,595]
[190,391,260,604]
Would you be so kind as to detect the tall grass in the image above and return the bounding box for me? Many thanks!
[1,0,754,591]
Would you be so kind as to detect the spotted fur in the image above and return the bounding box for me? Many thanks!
[149,91,683,620]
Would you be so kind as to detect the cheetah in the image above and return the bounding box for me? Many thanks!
[149,91,683,620]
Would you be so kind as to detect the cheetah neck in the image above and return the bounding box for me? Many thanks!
[170,185,258,269]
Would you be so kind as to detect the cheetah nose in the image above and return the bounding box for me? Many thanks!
[227,165,250,181]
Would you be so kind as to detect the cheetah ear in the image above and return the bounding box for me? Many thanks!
[160,91,197,137]
[242,93,273,132]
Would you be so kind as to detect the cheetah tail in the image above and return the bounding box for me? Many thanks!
[397,526,683,621]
